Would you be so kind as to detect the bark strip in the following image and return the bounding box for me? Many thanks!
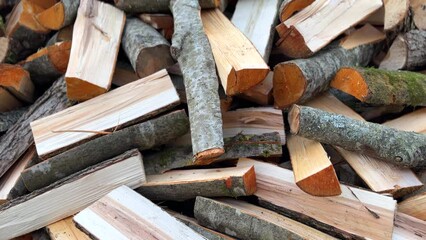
[114,0,218,13]
[0,107,26,133]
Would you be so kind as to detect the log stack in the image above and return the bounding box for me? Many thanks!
[0,1,425,239]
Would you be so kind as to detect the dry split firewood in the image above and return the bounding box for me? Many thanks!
[0,64,34,103]
[35,0,79,30]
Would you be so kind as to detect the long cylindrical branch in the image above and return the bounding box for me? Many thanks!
[169,0,224,163]
[289,105,426,168]
[0,108,27,133]
[114,0,218,13]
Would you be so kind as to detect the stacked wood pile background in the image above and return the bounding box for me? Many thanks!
[0,0,425,239]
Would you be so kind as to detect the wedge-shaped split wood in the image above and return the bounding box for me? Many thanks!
[0,64,34,103]
[74,185,204,240]
[36,0,79,30]
[114,0,219,13]
[383,0,410,31]
[275,0,382,58]
[0,149,146,239]
[239,71,273,106]
[137,164,256,201]
[139,13,174,30]
[31,70,180,159]
[287,135,341,197]
[46,217,91,240]
[201,9,269,95]
[195,197,337,240]
[393,212,426,240]
[65,0,125,101]
[238,158,396,240]
[399,192,426,221]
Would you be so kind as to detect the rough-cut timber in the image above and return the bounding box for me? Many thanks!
[238,158,396,240]
[47,217,91,240]
[398,193,426,221]
[0,108,26,133]
[0,77,68,179]
[137,164,256,201]
[65,0,125,101]
[74,186,204,240]
[239,71,273,106]
[411,0,426,30]
[170,0,224,162]
[114,0,219,13]
[308,93,423,197]
[287,135,341,197]
[380,30,426,71]
[36,0,79,30]
[331,67,426,106]
[122,18,174,78]
[31,70,180,159]
[23,41,71,85]
[201,9,269,95]
[289,105,426,168]
[0,150,146,239]
[22,110,189,192]
[0,64,34,102]
[195,197,337,240]
[393,212,426,240]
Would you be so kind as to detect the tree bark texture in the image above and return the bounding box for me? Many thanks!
[0,107,26,132]
[114,0,218,13]
[62,0,80,28]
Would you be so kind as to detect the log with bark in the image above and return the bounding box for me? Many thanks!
[65,0,125,101]
[0,107,26,133]
[114,0,219,13]
[46,24,73,47]
[0,149,146,239]
[22,110,189,192]
[331,67,426,106]
[169,0,224,163]
[0,77,69,178]
[35,0,79,30]
[239,71,273,106]
[46,217,91,240]
[121,18,174,78]
[0,64,34,102]
[111,61,139,87]
[289,105,426,168]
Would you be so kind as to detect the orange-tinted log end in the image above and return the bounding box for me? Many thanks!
[273,63,306,109]
[330,67,369,102]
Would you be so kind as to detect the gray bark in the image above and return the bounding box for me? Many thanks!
[114,0,217,13]
[6,25,48,63]
[405,30,426,70]
[62,0,80,28]
[289,105,426,168]
[21,110,189,192]
[0,107,26,132]
[23,54,62,86]
[169,0,224,162]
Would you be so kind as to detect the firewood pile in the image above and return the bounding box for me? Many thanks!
[0,0,425,239]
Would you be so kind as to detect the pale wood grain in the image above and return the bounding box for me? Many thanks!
[392,212,426,240]
[47,217,91,240]
[398,192,426,221]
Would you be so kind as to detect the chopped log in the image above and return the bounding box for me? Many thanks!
[22,41,71,85]
[46,217,91,240]
[275,0,382,58]
[0,77,68,178]
[231,0,281,61]
[114,0,219,13]
[411,0,426,31]
[139,13,173,30]
[122,18,174,78]
[0,107,26,132]
[46,24,73,46]
[201,9,269,95]
[35,0,79,30]
[0,149,146,239]
[239,71,273,106]
[137,164,256,201]
[398,193,426,221]
[331,67,426,106]
[0,64,34,102]
[65,0,125,101]
[380,30,426,71]
[238,158,396,240]
[22,110,189,192]
[393,212,426,240]
[278,0,315,23]
[74,185,204,240]
[111,62,139,87]
[0,87,22,112]
[287,135,341,197]
[5,0,50,63]
[273,25,382,109]
[170,0,224,162]
[308,93,423,197]
[31,70,180,159]
[194,197,337,240]
[383,0,410,31]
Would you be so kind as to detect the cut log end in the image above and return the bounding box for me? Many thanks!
[35,2,65,30]
[227,68,269,95]
[288,105,301,134]
[65,77,107,101]
[275,27,313,58]
[194,148,225,165]
[273,63,306,109]
[296,165,342,197]
[379,35,407,70]
[136,45,175,78]
[330,67,369,102]
[242,166,257,195]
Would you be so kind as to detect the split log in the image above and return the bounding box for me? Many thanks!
[383,0,410,31]
[35,0,79,30]
[46,217,90,240]
[380,30,426,71]
[5,0,50,63]
[114,0,219,13]
[201,9,269,95]
[137,164,256,201]
[411,0,426,31]
[0,149,146,239]
[65,0,125,101]
[289,105,426,168]
[398,193,426,221]
[111,62,139,87]
[238,158,396,240]
[121,18,174,78]
[275,0,382,58]
[194,197,337,240]
[22,110,189,192]
[0,77,69,178]
[0,64,34,102]
[278,0,314,22]
[393,212,426,240]
[287,135,341,197]
[231,0,281,61]
[170,0,224,162]
[74,185,204,240]
[331,67,426,106]
[0,107,26,133]
[31,70,180,159]
[273,24,383,109]
[239,71,273,106]
[22,41,71,85]
[308,93,423,197]
[46,24,73,47]
[0,87,22,112]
